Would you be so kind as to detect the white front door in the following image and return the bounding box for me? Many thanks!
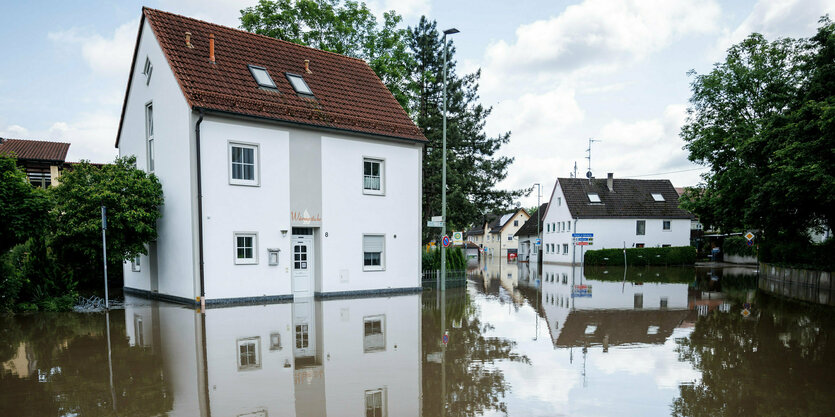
[292,235,314,299]
[293,300,315,358]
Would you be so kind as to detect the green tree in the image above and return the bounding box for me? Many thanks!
[0,156,53,254]
[408,17,525,240]
[240,0,413,107]
[51,157,163,285]
[681,18,835,249]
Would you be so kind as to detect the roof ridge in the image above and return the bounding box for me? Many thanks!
[142,7,368,64]
[0,137,71,146]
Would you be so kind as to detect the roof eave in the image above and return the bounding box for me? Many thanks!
[115,11,146,148]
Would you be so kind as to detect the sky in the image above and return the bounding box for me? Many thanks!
[1,0,833,208]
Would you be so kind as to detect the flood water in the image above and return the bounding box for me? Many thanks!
[2,262,835,416]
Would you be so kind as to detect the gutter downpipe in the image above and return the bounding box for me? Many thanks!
[195,109,206,309]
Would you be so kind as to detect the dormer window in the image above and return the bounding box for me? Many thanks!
[651,193,665,202]
[286,73,313,96]
[587,193,601,203]
[248,65,276,89]
[143,57,153,85]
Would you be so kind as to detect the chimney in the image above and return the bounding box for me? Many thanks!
[304,59,312,74]
[607,173,614,192]
[185,32,193,48]
[209,34,215,63]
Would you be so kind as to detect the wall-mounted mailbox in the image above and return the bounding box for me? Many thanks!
[268,248,280,266]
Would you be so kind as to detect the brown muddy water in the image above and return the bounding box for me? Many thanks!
[2,264,834,416]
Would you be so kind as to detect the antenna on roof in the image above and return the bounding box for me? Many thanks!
[571,161,578,178]
[586,138,601,183]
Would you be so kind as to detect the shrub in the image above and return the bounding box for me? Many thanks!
[723,236,757,257]
[584,246,696,266]
[422,247,467,270]
[760,237,835,271]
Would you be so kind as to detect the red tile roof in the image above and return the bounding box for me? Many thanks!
[0,138,70,162]
[118,8,426,146]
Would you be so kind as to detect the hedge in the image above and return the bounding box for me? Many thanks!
[723,236,757,257]
[584,246,696,266]
[422,246,467,270]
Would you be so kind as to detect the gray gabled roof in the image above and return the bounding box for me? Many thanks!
[515,203,548,237]
[558,177,693,219]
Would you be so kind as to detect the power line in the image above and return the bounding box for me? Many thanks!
[624,167,706,178]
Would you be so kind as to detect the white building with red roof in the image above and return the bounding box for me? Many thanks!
[117,8,425,305]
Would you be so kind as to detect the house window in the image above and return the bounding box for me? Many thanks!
[365,389,386,417]
[363,158,384,195]
[567,222,571,231]
[663,220,671,231]
[269,332,282,350]
[295,324,309,349]
[234,233,258,264]
[131,255,141,272]
[229,142,259,186]
[634,293,644,309]
[513,220,518,226]
[507,235,512,241]
[363,315,385,352]
[562,244,568,254]
[145,103,154,172]
[651,193,665,202]
[551,223,556,232]
[248,65,277,89]
[558,197,562,206]
[143,57,153,85]
[662,244,671,248]
[636,220,646,235]
[237,337,261,370]
[363,234,385,271]
[588,193,601,203]
[636,243,645,248]
[286,73,314,96]
[562,273,568,284]
[660,297,668,309]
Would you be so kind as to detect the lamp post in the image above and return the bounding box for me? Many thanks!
[534,183,541,262]
[440,27,459,293]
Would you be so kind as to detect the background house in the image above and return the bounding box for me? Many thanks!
[516,203,548,263]
[0,138,70,188]
[484,208,529,260]
[542,174,693,265]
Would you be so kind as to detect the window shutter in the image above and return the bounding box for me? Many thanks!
[363,235,384,252]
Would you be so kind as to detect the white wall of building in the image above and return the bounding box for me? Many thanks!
[542,183,690,264]
[119,20,195,299]
[199,116,293,299]
[320,135,422,294]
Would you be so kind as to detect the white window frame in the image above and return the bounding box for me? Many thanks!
[363,315,386,353]
[145,102,154,172]
[143,57,153,85]
[663,220,672,231]
[636,220,646,236]
[563,244,569,254]
[131,255,141,272]
[365,388,387,417]
[228,142,260,186]
[362,157,385,196]
[234,232,258,265]
[362,234,385,271]
[236,337,261,370]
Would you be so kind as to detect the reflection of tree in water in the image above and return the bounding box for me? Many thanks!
[672,293,835,417]
[423,286,530,417]
[0,311,172,417]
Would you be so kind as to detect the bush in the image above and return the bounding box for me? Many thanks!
[0,239,78,312]
[422,247,467,270]
[584,246,696,266]
[723,236,757,257]
[760,237,835,271]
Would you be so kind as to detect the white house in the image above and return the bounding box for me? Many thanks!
[515,203,547,263]
[125,293,420,416]
[541,174,693,265]
[483,208,529,260]
[118,8,425,305]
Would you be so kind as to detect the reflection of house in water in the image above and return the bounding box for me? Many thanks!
[477,255,525,304]
[525,264,692,348]
[125,294,420,416]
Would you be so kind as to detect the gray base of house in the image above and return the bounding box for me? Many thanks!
[124,286,424,308]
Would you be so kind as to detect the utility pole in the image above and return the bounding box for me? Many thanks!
[101,206,109,310]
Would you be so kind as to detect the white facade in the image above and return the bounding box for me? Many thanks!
[542,181,690,265]
[484,209,529,259]
[124,294,420,416]
[119,22,422,303]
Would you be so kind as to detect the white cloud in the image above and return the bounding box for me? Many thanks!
[366,0,431,19]
[0,125,30,138]
[483,0,721,80]
[712,0,835,58]
[48,19,139,79]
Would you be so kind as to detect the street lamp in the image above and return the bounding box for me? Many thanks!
[534,183,541,263]
[440,27,459,293]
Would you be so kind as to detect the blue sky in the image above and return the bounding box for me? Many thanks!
[1,0,833,207]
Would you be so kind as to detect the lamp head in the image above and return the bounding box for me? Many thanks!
[443,28,460,35]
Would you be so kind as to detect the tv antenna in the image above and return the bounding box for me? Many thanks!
[586,138,601,181]
[571,161,578,178]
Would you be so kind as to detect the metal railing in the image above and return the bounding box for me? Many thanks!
[422,269,470,289]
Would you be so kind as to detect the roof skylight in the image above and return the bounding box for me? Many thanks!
[286,73,313,96]
[651,193,665,202]
[248,65,276,89]
[588,193,601,203]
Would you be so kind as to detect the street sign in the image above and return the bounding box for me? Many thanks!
[427,221,444,228]
[535,238,541,246]
[572,284,593,298]
[741,309,751,318]
[442,331,449,345]
[432,216,443,222]
[746,239,753,247]
[572,233,593,237]
[745,232,755,241]
[441,236,451,247]
[452,231,463,245]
